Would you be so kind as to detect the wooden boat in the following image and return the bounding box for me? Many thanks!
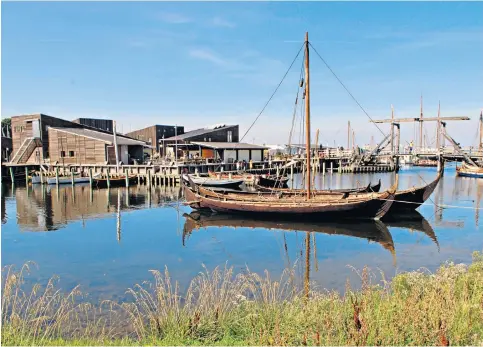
[93,174,138,188]
[256,179,381,194]
[183,33,398,220]
[182,210,395,257]
[413,159,438,167]
[456,162,483,178]
[182,174,244,189]
[184,176,397,220]
[257,174,289,188]
[32,172,100,184]
[386,164,443,214]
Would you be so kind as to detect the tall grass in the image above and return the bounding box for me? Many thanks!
[2,253,483,346]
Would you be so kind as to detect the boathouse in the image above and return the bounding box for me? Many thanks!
[47,127,146,165]
[160,124,239,157]
[125,124,184,153]
[167,141,268,162]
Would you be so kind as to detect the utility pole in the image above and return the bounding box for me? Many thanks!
[347,120,350,150]
[419,94,424,151]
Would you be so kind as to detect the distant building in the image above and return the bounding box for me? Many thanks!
[48,127,146,165]
[160,124,239,158]
[9,113,147,165]
[125,125,184,153]
[72,118,113,132]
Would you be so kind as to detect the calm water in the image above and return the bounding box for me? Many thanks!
[1,164,482,301]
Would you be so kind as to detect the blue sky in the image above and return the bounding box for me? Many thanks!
[2,1,482,146]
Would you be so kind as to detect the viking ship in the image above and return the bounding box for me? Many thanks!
[256,178,381,194]
[183,32,398,220]
[387,162,443,214]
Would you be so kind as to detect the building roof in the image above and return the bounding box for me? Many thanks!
[49,127,147,146]
[191,142,268,150]
[160,124,237,141]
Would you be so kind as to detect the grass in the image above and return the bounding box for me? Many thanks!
[2,252,483,346]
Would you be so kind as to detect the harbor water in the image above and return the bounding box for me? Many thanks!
[1,164,482,302]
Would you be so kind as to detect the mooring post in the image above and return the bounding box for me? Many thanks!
[330,161,333,174]
[71,170,75,186]
[147,169,151,189]
[338,160,342,174]
[56,167,59,185]
[89,168,93,186]
[322,161,326,176]
[40,168,44,184]
[25,166,29,186]
[9,167,14,183]
[107,171,111,189]
[125,169,129,187]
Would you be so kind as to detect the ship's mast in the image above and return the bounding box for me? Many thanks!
[304,32,311,199]
[479,111,483,152]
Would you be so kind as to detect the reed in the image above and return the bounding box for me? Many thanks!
[2,253,483,346]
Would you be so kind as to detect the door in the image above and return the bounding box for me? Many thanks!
[32,119,41,138]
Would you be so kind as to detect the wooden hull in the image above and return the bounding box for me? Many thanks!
[183,174,244,189]
[256,179,381,194]
[184,184,396,220]
[93,175,138,188]
[47,176,90,185]
[456,163,483,178]
[182,211,395,256]
[257,175,289,188]
[387,170,442,214]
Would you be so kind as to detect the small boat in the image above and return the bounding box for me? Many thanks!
[255,179,381,194]
[386,164,443,214]
[46,172,101,185]
[257,175,289,188]
[413,159,438,167]
[456,162,483,178]
[182,174,244,189]
[93,174,138,188]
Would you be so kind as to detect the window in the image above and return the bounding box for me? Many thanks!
[227,131,233,142]
[60,151,66,158]
[69,151,75,157]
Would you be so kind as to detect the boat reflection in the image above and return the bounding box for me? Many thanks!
[383,210,439,251]
[182,210,396,261]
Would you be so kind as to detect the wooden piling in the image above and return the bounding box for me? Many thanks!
[89,168,93,186]
[56,167,59,185]
[322,161,326,175]
[125,169,129,187]
[71,170,75,186]
[9,167,14,183]
[25,166,29,186]
[107,171,111,189]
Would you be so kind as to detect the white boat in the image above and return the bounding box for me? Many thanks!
[182,174,244,189]
[45,173,101,185]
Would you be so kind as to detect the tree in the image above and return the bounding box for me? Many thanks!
[1,118,11,126]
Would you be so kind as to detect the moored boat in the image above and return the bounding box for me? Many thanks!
[93,174,138,188]
[182,174,244,189]
[456,162,483,178]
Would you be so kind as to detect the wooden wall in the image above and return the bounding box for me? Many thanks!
[125,125,184,152]
[49,128,107,165]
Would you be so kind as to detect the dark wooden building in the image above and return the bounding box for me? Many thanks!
[72,118,113,132]
[160,124,239,157]
[10,114,85,164]
[48,127,146,165]
[1,123,12,163]
[125,125,184,153]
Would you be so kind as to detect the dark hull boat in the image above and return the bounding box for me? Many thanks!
[387,166,443,214]
[256,178,381,194]
[183,178,397,220]
[93,175,138,188]
[257,175,289,188]
[182,210,395,257]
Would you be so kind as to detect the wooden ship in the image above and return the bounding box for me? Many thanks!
[183,32,398,221]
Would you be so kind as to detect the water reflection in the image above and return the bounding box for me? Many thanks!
[8,184,180,232]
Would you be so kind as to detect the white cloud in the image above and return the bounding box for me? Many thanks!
[189,48,230,67]
[212,16,236,28]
